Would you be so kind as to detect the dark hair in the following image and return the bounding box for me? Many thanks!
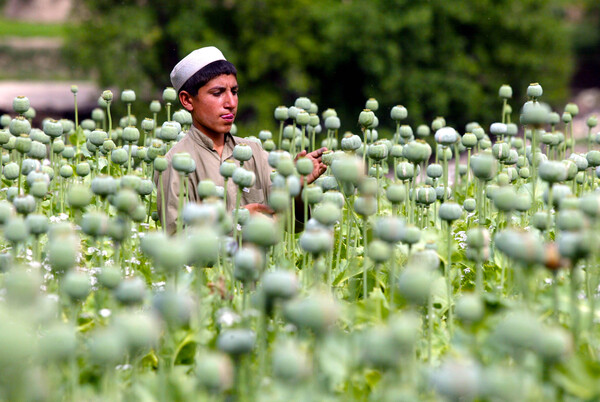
[179,60,237,96]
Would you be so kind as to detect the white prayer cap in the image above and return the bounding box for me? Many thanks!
[170,46,227,92]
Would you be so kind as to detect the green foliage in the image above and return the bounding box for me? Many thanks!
[0,17,66,37]
[66,0,573,133]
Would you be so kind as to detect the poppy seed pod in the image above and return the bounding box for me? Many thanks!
[313,202,342,226]
[67,185,92,209]
[397,268,433,305]
[470,153,496,181]
[283,292,339,335]
[367,142,388,161]
[386,183,406,205]
[565,102,579,117]
[374,217,405,245]
[12,96,30,114]
[242,215,282,248]
[416,186,436,205]
[495,229,544,265]
[172,152,196,174]
[520,101,551,126]
[59,164,73,179]
[498,84,513,99]
[262,270,299,301]
[63,271,91,302]
[358,109,375,128]
[9,116,31,136]
[455,294,484,323]
[435,127,459,146]
[299,227,334,255]
[268,188,290,212]
[400,225,421,245]
[296,157,313,176]
[296,110,310,126]
[43,119,63,138]
[121,126,140,143]
[439,202,462,221]
[391,105,408,121]
[152,290,194,328]
[331,155,363,185]
[556,209,585,232]
[234,245,264,283]
[558,231,591,261]
[586,150,600,167]
[538,160,567,183]
[492,186,517,212]
[368,239,392,263]
[161,86,176,103]
[89,129,108,146]
[302,184,323,205]
[233,143,253,162]
[47,238,77,274]
[461,133,477,148]
[3,162,19,181]
[403,140,431,164]
[218,329,256,356]
[527,83,543,98]
[426,163,443,179]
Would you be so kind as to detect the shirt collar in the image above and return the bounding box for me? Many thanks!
[187,124,236,153]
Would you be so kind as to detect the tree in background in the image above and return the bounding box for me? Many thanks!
[66,0,573,134]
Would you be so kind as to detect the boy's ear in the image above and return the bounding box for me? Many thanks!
[179,90,194,112]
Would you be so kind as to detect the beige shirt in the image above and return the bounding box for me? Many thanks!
[155,125,272,234]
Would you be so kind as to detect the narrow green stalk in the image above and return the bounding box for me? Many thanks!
[445,222,454,335]
[363,219,369,299]
[176,173,185,234]
[234,187,242,246]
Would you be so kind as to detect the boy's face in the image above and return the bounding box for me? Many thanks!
[181,74,238,137]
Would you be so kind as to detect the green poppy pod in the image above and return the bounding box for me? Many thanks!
[30,180,48,198]
[492,185,517,212]
[439,202,463,221]
[435,127,459,145]
[358,177,378,197]
[295,157,313,176]
[455,294,484,323]
[112,188,139,215]
[91,108,105,123]
[368,239,392,263]
[74,162,90,178]
[313,202,342,226]
[147,99,162,114]
[527,83,543,98]
[3,162,19,181]
[271,341,310,384]
[556,209,585,232]
[15,135,32,154]
[234,245,264,283]
[461,133,477,148]
[195,352,234,392]
[114,311,160,355]
[534,327,572,363]
[426,163,443,179]
[296,110,310,126]
[66,185,92,209]
[466,227,489,250]
[91,175,117,197]
[359,326,399,369]
[274,105,288,121]
[586,150,600,168]
[62,271,91,302]
[13,194,36,215]
[530,211,549,231]
[415,124,430,139]
[322,108,337,121]
[139,231,167,259]
[302,185,323,205]
[232,167,256,188]
[30,129,49,144]
[514,193,532,212]
[232,143,253,162]
[39,323,76,363]
[431,116,446,131]
[242,215,281,248]
[400,225,420,245]
[0,114,9,127]
[6,187,17,202]
[386,183,406,205]
[100,89,113,102]
[89,328,126,367]
[0,201,14,225]
[25,213,48,236]
[161,86,176,103]
[155,238,188,274]
[88,129,107,146]
[22,106,35,119]
[61,144,75,159]
[0,130,9,145]
[299,227,333,255]
[543,184,571,209]
[358,109,375,128]
[579,194,600,218]
[81,211,108,238]
[537,161,566,185]
[114,277,147,306]
[403,140,431,164]
[396,162,415,181]
[119,89,135,103]
[498,84,513,99]
[417,186,437,205]
[3,137,15,152]
[218,329,256,356]
[520,100,551,126]
[262,270,299,301]
[43,119,63,138]
[47,239,76,274]
[494,229,544,265]
[96,265,121,290]
[397,268,432,305]
[283,292,339,335]
[194,179,216,200]
[136,179,154,197]
[269,188,290,213]
[559,196,579,211]
[362,98,378,112]
[12,96,30,114]
[390,105,407,121]
[354,195,376,217]
[558,231,591,261]
[367,142,388,161]
[470,153,496,181]
[565,102,579,117]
